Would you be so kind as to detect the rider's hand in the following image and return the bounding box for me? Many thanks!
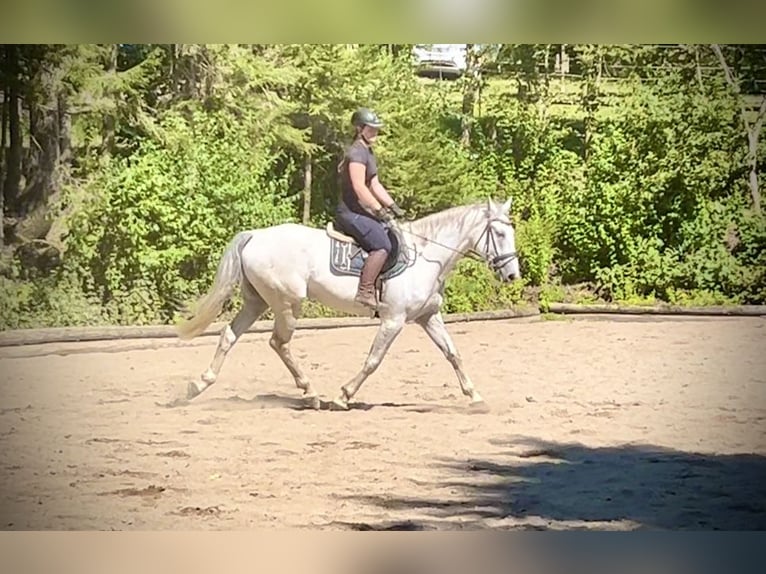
[388,202,405,219]
[375,206,395,223]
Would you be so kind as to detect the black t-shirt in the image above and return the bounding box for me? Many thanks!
[338,139,378,214]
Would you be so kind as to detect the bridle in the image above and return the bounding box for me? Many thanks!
[467,215,519,273]
[392,210,518,275]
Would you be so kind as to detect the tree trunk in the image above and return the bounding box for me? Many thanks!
[170,43,177,93]
[542,44,551,92]
[172,44,197,101]
[559,45,567,79]
[1,84,6,245]
[187,45,199,101]
[461,44,477,147]
[18,56,60,219]
[581,46,601,165]
[3,45,22,216]
[1,84,7,178]
[302,153,312,225]
[201,45,214,109]
[711,44,764,214]
[101,44,118,156]
[694,45,704,90]
[747,105,764,214]
[58,91,71,166]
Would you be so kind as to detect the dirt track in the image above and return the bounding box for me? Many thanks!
[1,315,765,530]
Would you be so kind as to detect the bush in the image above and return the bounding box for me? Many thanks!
[442,258,526,314]
[62,108,297,325]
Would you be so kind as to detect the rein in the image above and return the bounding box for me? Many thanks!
[390,213,518,272]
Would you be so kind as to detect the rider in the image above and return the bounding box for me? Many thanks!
[334,107,405,310]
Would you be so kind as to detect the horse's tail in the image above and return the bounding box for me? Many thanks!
[175,231,254,341]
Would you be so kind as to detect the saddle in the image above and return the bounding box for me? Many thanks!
[326,221,411,281]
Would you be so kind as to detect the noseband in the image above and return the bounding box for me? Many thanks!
[468,215,518,273]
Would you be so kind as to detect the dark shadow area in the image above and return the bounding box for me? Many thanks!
[340,437,766,530]
[158,391,490,414]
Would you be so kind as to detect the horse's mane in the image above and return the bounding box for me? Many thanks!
[408,202,485,239]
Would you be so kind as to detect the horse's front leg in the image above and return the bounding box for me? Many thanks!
[416,311,485,406]
[332,316,405,410]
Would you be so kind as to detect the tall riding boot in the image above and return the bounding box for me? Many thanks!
[355,249,388,309]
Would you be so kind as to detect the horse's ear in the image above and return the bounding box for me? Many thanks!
[486,197,494,213]
[501,197,513,213]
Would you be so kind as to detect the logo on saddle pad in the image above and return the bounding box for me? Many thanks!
[326,222,411,280]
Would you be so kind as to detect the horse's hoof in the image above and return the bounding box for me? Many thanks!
[303,394,321,410]
[187,382,202,400]
[468,398,490,413]
[330,396,350,411]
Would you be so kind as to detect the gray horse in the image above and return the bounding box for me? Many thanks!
[176,197,521,410]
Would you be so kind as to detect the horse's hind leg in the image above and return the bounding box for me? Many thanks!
[188,282,268,400]
[269,302,320,409]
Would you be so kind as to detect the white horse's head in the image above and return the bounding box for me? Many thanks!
[477,197,521,283]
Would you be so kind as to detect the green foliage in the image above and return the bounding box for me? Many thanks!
[3,44,764,330]
[62,107,296,325]
[442,258,526,314]
[553,75,763,303]
[0,269,107,330]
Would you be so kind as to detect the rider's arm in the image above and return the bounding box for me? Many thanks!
[369,176,396,208]
[349,161,384,213]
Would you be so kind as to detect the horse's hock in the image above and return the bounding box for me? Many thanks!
[0,314,764,529]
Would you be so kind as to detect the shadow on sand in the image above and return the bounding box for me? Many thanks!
[158,391,488,414]
[334,436,766,531]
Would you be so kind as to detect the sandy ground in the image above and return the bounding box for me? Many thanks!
[0,315,764,530]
